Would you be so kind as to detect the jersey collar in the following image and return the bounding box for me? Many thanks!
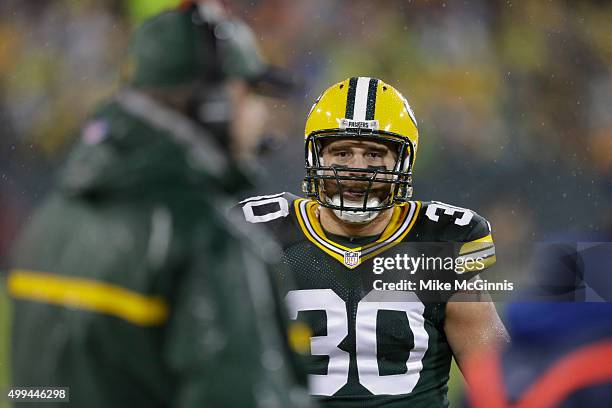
[294,199,421,269]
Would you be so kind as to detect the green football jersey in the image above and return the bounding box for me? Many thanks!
[238,192,495,407]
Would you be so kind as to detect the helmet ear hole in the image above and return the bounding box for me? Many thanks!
[302,180,315,195]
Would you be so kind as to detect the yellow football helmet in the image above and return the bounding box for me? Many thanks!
[302,76,419,214]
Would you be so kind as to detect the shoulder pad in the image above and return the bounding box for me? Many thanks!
[416,201,495,273]
[232,192,304,246]
[418,201,492,242]
[238,192,301,223]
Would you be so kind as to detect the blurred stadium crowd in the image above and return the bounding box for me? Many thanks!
[1,0,612,267]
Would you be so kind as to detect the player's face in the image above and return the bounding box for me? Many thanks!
[319,138,398,202]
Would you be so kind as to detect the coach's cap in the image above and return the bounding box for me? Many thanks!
[124,1,296,97]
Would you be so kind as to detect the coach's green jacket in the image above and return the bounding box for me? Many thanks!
[8,90,311,408]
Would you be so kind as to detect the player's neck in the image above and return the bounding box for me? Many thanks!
[318,206,394,238]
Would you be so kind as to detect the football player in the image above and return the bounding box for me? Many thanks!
[238,77,509,407]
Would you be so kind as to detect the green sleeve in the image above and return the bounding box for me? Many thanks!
[163,222,312,408]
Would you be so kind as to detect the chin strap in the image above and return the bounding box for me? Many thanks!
[327,195,381,224]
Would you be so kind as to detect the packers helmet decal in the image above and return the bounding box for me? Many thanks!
[302,77,419,217]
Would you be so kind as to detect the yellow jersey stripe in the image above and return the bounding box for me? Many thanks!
[360,201,422,262]
[304,200,353,252]
[303,201,410,253]
[294,199,421,268]
[294,198,352,263]
[459,234,494,255]
[8,269,169,327]
[377,203,408,242]
[361,201,420,256]
[294,199,347,264]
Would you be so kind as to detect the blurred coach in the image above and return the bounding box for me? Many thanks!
[8,2,311,407]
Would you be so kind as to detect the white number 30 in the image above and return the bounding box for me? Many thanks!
[286,289,429,396]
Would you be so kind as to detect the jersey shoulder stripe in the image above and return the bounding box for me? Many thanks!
[412,201,496,272]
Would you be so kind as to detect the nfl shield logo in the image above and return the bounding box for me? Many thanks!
[344,251,361,267]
